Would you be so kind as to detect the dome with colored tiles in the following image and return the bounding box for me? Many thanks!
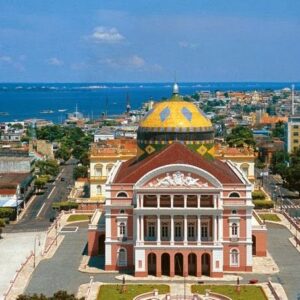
[137,84,215,159]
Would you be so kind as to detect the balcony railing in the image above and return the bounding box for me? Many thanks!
[90,176,107,181]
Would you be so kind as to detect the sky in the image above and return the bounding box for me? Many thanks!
[0,0,300,82]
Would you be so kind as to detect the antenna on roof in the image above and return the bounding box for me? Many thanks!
[292,84,295,116]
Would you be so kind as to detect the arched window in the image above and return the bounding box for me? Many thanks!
[230,249,239,266]
[118,248,127,266]
[229,192,240,198]
[106,164,114,175]
[117,192,128,198]
[119,222,126,236]
[240,163,249,177]
[232,223,238,236]
[120,209,125,214]
[96,185,102,195]
[94,164,103,177]
[232,209,237,215]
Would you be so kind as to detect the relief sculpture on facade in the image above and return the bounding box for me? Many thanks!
[148,171,208,188]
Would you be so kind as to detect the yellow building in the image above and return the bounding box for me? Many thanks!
[215,144,256,183]
[89,139,137,202]
[286,116,300,153]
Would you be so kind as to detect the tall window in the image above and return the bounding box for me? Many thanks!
[231,223,238,237]
[119,222,126,236]
[96,185,102,195]
[118,248,127,266]
[201,223,208,240]
[148,222,155,238]
[230,249,239,266]
[188,223,195,239]
[94,164,102,177]
[162,224,169,238]
[175,223,182,239]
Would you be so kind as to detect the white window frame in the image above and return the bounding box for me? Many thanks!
[117,248,127,267]
[230,248,239,267]
[117,221,127,238]
[229,220,240,238]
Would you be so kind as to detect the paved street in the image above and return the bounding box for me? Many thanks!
[26,223,116,296]
[267,223,300,300]
[4,159,76,233]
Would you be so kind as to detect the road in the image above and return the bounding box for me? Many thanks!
[4,158,76,233]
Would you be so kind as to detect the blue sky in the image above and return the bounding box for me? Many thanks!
[0,0,300,82]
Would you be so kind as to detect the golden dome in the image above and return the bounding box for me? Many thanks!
[140,95,212,130]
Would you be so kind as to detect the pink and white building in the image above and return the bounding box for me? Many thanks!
[88,142,267,278]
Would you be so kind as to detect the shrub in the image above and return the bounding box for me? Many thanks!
[253,200,274,209]
[52,201,78,211]
[252,190,266,200]
[0,219,5,228]
[0,207,16,220]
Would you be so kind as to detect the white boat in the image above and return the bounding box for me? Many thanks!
[58,109,68,112]
[40,110,54,114]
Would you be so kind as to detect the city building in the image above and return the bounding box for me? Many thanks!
[285,115,300,153]
[89,139,137,203]
[215,145,256,183]
[88,85,267,278]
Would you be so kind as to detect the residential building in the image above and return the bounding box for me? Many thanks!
[285,115,300,153]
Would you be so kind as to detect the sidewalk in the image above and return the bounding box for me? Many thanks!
[2,212,70,300]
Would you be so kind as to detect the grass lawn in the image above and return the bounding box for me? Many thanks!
[67,214,91,222]
[258,213,281,222]
[98,284,169,300]
[191,285,267,300]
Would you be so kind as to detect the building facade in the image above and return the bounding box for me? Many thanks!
[88,85,267,278]
[285,115,300,153]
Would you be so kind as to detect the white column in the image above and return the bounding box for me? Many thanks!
[197,195,200,208]
[218,214,223,242]
[141,215,144,242]
[141,195,144,208]
[157,215,161,244]
[213,216,217,243]
[171,195,174,208]
[171,214,174,245]
[184,195,187,208]
[137,215,140,242]
[157,195,160,208]
[213,195,217,208]
[184,215,188,244]
[197,215,201,244]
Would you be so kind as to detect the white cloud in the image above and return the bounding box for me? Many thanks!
[88,26,125,43]
[0,55,12,63]
[100,55,145,69]
[99,55,162,73]
[0,55,25,71]
[178,41,199,49]
[47,57,64,66]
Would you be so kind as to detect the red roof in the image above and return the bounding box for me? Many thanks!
[0,189,17,195]
[114,142,242,184]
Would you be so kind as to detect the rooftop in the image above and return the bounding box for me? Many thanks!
[0,173,31,187]
[114,142,243,184]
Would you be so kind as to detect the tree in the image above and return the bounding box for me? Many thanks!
[17,291,84,300]
[55,146,71,161]
[36,160,59,177]
[285,148,300,194]
[73,165,88,180]
[34,177,48,190]
[226,126,255,147]
[272,121,285,140]
[270,150,289,177]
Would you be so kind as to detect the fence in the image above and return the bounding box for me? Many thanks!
[3,252,34,300]
[267,280,281,300]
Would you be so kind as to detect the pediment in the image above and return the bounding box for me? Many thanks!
[145,171,212,188]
